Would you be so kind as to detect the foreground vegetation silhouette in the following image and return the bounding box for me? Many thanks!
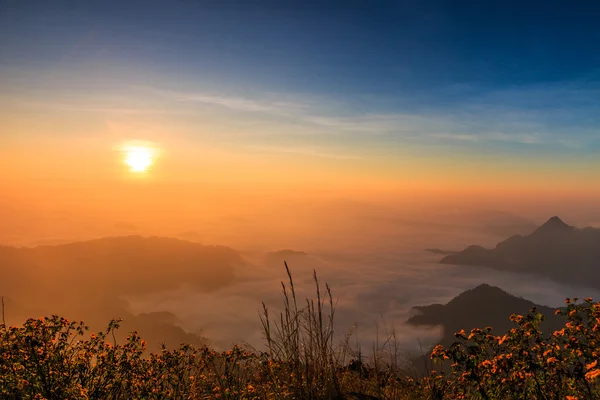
[2,264,600,399]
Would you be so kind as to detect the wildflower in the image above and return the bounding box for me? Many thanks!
[510,314,524,323]
[454,329,466,338]
[585,369,600,381]
[553,328,566,337]
[431,344,448,359]
[586,360,598,370]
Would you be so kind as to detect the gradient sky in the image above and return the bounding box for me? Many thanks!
[2,0,600,210]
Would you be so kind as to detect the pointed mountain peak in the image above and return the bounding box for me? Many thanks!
[462,283,509,297]
[437,283,534,314]
[447,283,514,305]
[534,216,573,234]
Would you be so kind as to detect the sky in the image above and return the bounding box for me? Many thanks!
[2,0,600,232]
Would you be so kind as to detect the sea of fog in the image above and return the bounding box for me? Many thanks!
[123,247,600,355]
[6,203,598,356]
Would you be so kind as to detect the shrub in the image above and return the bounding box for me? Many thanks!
[431,298,600,399]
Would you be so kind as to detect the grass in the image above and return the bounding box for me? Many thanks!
[2,264,600,399]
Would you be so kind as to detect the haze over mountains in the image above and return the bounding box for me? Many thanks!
[1,236,241,295]
[0,236,243,350]
[0,195,578,250]
[2,212,600,355]
[441,216,600,289]
[401,215,600,361]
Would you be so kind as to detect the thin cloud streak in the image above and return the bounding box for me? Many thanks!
[3,81,594,153]
[137,86,310,115]
[247,145,363,160]
[131,82,598,150]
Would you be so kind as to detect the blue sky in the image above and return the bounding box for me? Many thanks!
[1,0,600,166]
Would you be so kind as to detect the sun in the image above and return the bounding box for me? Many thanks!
[121,144,157,173]
[125,147,153,172]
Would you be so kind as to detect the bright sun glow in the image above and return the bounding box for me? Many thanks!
[122,145,156,173]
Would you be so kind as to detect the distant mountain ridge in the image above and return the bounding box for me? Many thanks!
[264,249,309,266]
[440,217,600,288]
[0,236,245,350]
[0,235,243,296]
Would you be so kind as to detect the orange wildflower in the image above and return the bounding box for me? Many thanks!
[585,369,600,381]
[586,360,597,370]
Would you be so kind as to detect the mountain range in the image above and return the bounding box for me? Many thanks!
[0,235,242,296]
[440,216,600,288]
[0,236,244,350]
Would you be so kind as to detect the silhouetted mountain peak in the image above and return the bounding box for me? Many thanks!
[447,283,516,307]
[533,216,573,234]
[406,284,564,360]
[468,283,501,293]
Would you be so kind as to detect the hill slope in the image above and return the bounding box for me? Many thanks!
[407,284,564,349]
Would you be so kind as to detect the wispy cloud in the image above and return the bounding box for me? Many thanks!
[0,96,188,116]
[69,106,185,115]
[247,145,363,160]
[303,114,442,135]
[136,81,599,150]
[9,80,593,153]
[428,132,544,145]
[137,86,310,115]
